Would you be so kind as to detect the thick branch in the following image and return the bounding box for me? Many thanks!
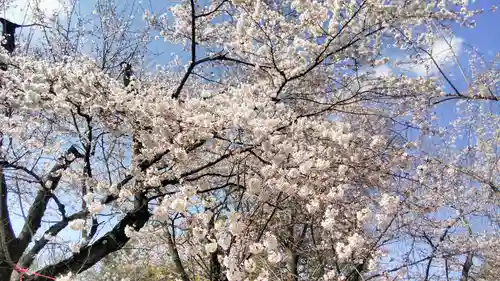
[170,52,267,99]
[459,253,473,281]
[171,0,196,100]
[16,191,51,257]
[18,211,88,268]
[27,197,150,280]
[0,162,43,185]
[0,167,16,261]
[17,145,82,256]
[165,225,190,281]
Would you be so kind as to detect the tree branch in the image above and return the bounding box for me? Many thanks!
[17,145,82,257]
[18,211,88,269]
[0,167,16,263]
[171,0,197,100]
[165,224,190,281]
[27,197,150,280]
[459,252,473,281]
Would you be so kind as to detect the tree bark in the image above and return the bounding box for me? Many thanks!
[0,167,17,281]
[17,146,82,255]
[285,247,299,281]
[26,200,151,280]
[165,227,190,281]
[459,253,473,281]
[0,264,13,281]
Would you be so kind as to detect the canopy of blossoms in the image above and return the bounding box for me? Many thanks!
[0,0,498,281]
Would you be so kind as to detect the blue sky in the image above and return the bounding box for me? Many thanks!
[4,1,498,80]
[458,1,499,59]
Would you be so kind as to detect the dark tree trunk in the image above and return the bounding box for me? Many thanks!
[0,261,13,281]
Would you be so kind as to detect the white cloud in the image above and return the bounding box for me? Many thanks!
[373,64,392,77]
[357,36,465,79]
[1,0,68,48]
[358,63,394,79]
[2,0,66,23]
[411,36,464,76]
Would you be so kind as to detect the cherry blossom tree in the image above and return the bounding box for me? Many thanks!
[0,1,498,281]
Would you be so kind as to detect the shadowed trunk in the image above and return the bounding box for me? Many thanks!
[165,228,190,281]
[460,253,473,281]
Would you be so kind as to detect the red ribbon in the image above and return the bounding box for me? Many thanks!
[14,265,57,281]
